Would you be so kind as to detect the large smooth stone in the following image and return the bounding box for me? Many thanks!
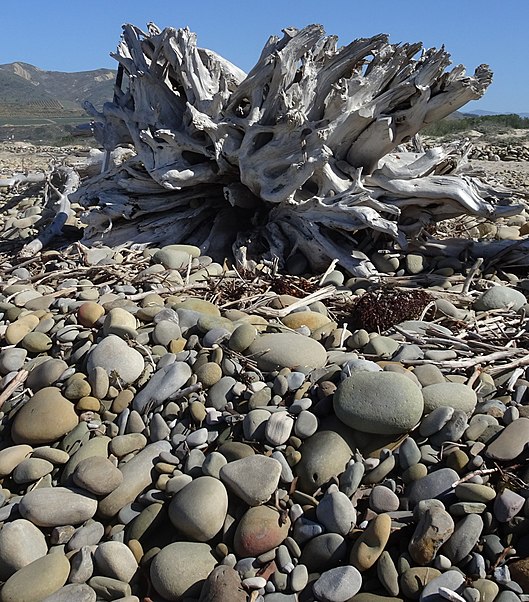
[350,514,391,571]
[11,387,78,445]
[93,541,138,582]
[485,417,529,461]
[61,435,110,484]
[219,455,281,506]
[441,513,484,565]
[26,358,68,392]
[422,382,477,414]
[474,286,526,311]
[150,541,217,601]
[408,468,459,507]
[73,456,123,495]
[0,552,70,602]
[296,430,353,494]
[334,372,423,435]
[86,335,144,384]
[0,519,48,580]
[19,487,98,527]
[98,441,171,518]
[168,476,228,542]
[300,533,348,573]
[419,569,465,602]
[0,444,33,477]
[247,333,327,371]
[313,566,362,602]
[234,506,290,557]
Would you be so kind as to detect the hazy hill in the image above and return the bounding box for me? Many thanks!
[0,62,116,143]
[0,62,116,112]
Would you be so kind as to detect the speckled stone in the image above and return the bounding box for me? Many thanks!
[334,372,423,434]
[312,565,362,602]
[198,565,246,602]
[408,507,455,564]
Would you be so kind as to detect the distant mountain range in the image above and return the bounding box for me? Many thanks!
[0,61,526,144]
[0,62,116,117]
[465,109,529,118]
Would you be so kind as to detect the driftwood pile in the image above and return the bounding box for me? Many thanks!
[6,24,526,274]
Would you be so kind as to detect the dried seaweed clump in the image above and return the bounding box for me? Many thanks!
[351,288,433,332]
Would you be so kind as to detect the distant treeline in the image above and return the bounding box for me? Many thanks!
[423,113,529,137]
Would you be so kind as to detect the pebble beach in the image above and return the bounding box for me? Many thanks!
[1,144,529,602]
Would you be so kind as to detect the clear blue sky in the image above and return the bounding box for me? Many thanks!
[3,0,528,114]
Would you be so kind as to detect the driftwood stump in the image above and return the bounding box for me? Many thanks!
[74,23,520,276]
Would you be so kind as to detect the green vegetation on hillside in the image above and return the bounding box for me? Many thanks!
[423,113,529,137]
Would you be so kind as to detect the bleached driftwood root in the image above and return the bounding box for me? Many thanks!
[20,167,79,257]
[72,23,521,276]
[0,173,46,188]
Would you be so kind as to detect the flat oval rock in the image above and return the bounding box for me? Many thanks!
[19,487,98,527]
[485,417,529,461]
[247,332,327,371]
[334,372,424,435]
[422,382,477,414]
[408,468,459,507]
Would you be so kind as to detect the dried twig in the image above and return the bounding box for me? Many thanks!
[0,370,29,410]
